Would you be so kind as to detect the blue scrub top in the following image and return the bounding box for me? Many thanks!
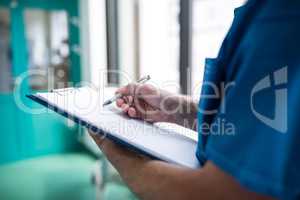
[197,0,300,199]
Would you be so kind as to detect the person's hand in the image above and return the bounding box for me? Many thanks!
[88,129,151,173]
[115,83,198,130]
[89,130,143,159]
[115,84,181,123]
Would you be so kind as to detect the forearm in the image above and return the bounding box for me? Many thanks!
[119,161,202,200]
[100,141,203,200]
[107,155,273,200]
[94,138,274,200]
[105,149,204,199]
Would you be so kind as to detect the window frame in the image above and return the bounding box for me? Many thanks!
[105,0,193,93]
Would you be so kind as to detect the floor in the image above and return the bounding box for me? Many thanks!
[0,153,137,200]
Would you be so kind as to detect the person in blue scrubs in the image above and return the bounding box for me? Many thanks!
[90,0,300,199]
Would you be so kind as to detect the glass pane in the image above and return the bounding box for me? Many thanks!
[118,0,180,93]
[24,9,70,90]
[191,0,245,96]
[0,8,13,93]
[139,0,180,92]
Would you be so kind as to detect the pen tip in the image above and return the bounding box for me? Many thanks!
[102,101,111,107]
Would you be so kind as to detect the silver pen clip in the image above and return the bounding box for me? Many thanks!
[103,75,151,107]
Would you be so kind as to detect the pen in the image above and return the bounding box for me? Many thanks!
[102,75,151,107]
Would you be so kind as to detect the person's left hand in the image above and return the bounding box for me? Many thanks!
[89,129,129,157]
[88,130,150,167]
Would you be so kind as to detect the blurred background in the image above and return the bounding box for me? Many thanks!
[0,0,244,199]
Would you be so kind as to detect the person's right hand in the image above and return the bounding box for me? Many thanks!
[115,84,180,123]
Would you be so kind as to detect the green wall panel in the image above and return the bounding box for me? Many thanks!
[0,96,20,164]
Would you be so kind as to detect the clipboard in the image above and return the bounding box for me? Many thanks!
[27,87,200,168]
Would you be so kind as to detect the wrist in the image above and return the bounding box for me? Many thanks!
[168,96,198,130]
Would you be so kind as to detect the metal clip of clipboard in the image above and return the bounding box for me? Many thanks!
[50,87,80,96]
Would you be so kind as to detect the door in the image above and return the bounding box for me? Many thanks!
[0,0,82,164]
[0,3,19,163]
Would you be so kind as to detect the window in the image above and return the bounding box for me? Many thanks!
[118,0,181,93]
[88,0,245,94]
[138,0,180,92]
[83,0,107,87]
[191,0,245,97]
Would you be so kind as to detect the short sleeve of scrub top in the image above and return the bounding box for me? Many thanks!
[196,1,300,199]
